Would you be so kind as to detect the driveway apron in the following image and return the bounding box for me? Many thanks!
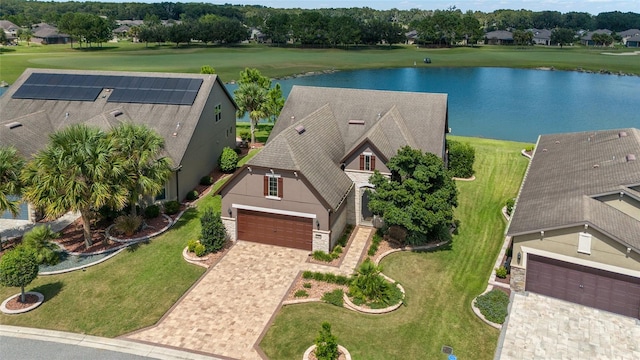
[127,241,309,360]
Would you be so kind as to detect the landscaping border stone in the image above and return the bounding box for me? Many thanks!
[342,277,405,314]
[303,344,351,360]
[0,292,44,315]
[471,286,503,330]
[182,246,209,268]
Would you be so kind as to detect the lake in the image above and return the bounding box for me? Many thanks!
[230,67,639,143]
[2,67,638,143]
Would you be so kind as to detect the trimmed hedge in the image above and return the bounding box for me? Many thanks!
[163,200,180,215]
[144,204,160,219]
[448,140,476,178]
[475,289,509,324]
[219,146,239,173]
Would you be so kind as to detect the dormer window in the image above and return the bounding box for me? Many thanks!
[360,152,376,171]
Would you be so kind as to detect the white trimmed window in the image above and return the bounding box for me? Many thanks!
[359,152,376,171]
[578,232,592,255]
[263,174,283,198]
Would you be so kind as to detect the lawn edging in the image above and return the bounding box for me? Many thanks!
[342,275,405,314]
[373,240,450,266]
[106,215,173,244]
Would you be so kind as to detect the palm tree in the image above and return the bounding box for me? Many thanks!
[109,123,172,217]
[21,124,128,249]
[0,146,25,218]
[234,82,267,144]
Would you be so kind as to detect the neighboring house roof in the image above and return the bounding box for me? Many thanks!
[530,28,552,40]
[0,68,236,168]
[485,30,513,40]
[0,20,19,32]
[405,30,418,39]
[581,29,612,40]
[619,29,640,37]
[508,128,640,252]
[117,20,144,27]
[247,86,448,211]
[113,25,130,34]
[627,34,640,42]
[32,23,69,39]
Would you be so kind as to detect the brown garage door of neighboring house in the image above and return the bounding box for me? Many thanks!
[526,254,640,319]
[237,209,312,251]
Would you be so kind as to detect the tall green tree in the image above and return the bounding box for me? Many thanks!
[368,146,458,245]
[513,29,533,46]
[0,147,24,218]
[21,124,129,249]
[551,28,576,48]
[109,123,172,217]
[0,245,39,303]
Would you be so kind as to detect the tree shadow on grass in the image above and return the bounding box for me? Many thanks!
[170,208,199,231]
[31,281,63,302]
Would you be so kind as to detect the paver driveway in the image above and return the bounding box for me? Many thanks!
[497,292,640,360]
[127,241,308,359]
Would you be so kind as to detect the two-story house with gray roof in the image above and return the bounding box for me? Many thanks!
[218,86,448,253]
[508,128,640,318]
[0,68,237,222]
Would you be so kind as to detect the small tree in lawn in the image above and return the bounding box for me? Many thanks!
[0,245,39,303]
[200,207,227,254]
[219,146,239,173]
[448,140,475,178]
[314,322,339,360]
[368,146,458,245]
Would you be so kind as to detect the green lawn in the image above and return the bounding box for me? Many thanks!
[1,42,638,84]
[259,136,530,359]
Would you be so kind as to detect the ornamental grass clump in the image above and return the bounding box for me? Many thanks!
[349,258,402,308]
[21,225,60,265]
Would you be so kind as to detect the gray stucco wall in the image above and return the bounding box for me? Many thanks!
[171,82,236,201]
[330,200,348,249]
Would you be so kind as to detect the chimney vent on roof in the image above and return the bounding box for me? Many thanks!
[110,110,123,117]
[294,125,305,135]
[619,131,628,138]
[627,154,637,162]
[348,120,365,125]
[5,122,22,130]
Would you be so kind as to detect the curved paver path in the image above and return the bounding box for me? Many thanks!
[126,227,373,360]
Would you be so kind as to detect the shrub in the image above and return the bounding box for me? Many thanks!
[321,289,344,307]
[475,289,510,324]
[324,273,337,283]
[144,204,160,219]
[448,140,476,178]
[21,225,60,265]
[525,145,534,152]
[294,289,309,298]
[313,250,334,262]
[194,243,206,257]
[495,266,508,279]
[200,207,227,254]
[233,147,242,155]
[335,275,350,286]
[315,322,339,360]
[336,224,354,247]
[200,175,213,186]
[367,232,383,256]
[302,270,313,279]
[187,239,198,253]
[163,201,180,215]
[303,282,312,288]
[239,130,250,142]
[218,146,239,173]
[313,272,325,281]
[349,259,399,306]
[186,190,199,201]
[113,215,143,236]
[0,245,39,303]
[505,198,515,216]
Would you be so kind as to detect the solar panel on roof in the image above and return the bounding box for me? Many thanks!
[14,73,204,105]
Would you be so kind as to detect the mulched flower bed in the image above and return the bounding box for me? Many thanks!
[184,240,234,267]
[4,293,39,311]
[109,215,170,241]
[56,218,126,254]
[286,275,348,302]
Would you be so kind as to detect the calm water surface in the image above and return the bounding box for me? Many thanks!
[233,67,640,143]
[2,67,638,143]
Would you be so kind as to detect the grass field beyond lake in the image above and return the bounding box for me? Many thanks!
[259,136,530,359]
[1,42,638,84]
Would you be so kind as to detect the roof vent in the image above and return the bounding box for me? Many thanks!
[627,154,637,162]
[593,164,600,168]
[110,110,123,117]
[542,148,548,152]
[619,131,628,138]
[5,121,22,129]
[555,140,560,144]
[348,120,365,125]
[172,122,181,137]
[294,125,305,135]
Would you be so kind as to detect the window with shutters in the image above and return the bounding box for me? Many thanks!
[359,152,376,171]
[264,174,283,199]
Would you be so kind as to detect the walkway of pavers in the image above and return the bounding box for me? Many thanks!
[126,227,373,360]
[497,292,640,360]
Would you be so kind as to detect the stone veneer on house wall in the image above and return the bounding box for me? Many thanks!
[221,217,236,242]
[313,230,330,253]
[510,266,526,292]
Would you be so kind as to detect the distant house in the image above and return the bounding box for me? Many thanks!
[31,23,70,45]
[508,128,640,319]
[530,28,552,46]
[112,25,131,40]
[218,86,449,253]
[627,34,640,48]
[484,30,513,45]
[0,68,237,222]
[619,29,640,45]
[405,29,418,45]
[0,20,20,44]
[580,29,612,46]
[116,20,144,27]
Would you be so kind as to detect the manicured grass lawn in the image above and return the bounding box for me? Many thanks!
[259,136,530,359]
[1,42,638,84]
[236,122,274,144]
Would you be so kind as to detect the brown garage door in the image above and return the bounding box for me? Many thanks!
[237,209,312,251]
[526,254,640,318]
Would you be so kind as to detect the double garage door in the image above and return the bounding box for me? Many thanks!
[526,254,640,318]
[237,209,312,251]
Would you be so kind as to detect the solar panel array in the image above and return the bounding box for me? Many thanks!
[12,73,204,105]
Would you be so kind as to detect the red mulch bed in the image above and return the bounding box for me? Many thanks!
[109,215,170,241]
[4,293,39,310]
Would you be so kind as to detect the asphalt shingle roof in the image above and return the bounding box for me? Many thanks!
[508,128,640,251]
[250,86,448,210]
